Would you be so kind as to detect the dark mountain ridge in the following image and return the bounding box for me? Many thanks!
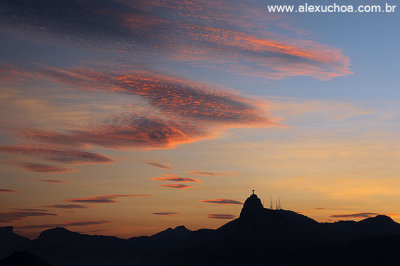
[2,193,400,265]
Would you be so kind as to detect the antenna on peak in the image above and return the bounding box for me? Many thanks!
[270,196,272,209]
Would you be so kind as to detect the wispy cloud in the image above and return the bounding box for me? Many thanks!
[0,0,351,79]
[143,160,172,170]
[207,214,236,219]
[16,162,72,174]
[65,194,151,203]
[0,189,18,193]
[36,179,67,184]
[16,68,271,150]
[17,220,110,229]
[152,175,200,183]
[152,212,179,216]
[200,199,242,205]
[0,146,114,164]
[42,204,89,209]
[330,212,381,219]
[189,171,236,177]
[0,209,57,222]
[160,184,192,189]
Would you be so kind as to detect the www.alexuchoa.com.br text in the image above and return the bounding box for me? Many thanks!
[267,3,397,13]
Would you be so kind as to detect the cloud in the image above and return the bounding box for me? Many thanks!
[152,212,179,216]
[13,208,48,212]
[330,212,381,219]
[65,194,151,203]
[207,214,236,219]
[152,175,200,182]
[17,68,271,150]
[143,160,172,170]
[0,189,18,193]
[0,146,114,164]
[0,0,351,79]
[0,210,57,222]
[160,184,192,189]
[200,199,242,205]
[17,220,110,229]
[16,162,72,173]
[39,68,269,125]
[36,179,66,184]
[189,171,236,177]
[42,204,89,209]
[20,116,202,150]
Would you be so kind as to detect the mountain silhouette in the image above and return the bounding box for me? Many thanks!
[0,226,29,259]
[2,192,400,265]
[0,251,50,266]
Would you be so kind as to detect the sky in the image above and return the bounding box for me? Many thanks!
[0,0,399,238]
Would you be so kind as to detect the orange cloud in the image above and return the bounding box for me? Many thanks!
[14,67,271,151]
[0,0,351,79]
[177,25,351,80]
[20,117,202,150]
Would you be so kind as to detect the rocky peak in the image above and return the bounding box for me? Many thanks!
[239,193,264,218]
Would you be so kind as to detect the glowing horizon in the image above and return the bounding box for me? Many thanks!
[1,0,399,239]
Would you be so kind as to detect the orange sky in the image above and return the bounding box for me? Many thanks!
[1,0,400,239]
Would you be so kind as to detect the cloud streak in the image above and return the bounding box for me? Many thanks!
[36,179,67,184]
[330,212,381,219]
[65,194,151,204]
[17,68,271,150]
[42,204,89,209]
[152,212,179,216]
[160,184,192,189]
[0,189,18,193]
[152,175,200,183]
[0,146,114,164]
[143,160,172,170]
[0,0,351,79]
[0,210,57,222]
[17,220,110,229]
[190,171,236,177]
[207,214,236,219]
[200,199,242,205]
[16,162,71,174]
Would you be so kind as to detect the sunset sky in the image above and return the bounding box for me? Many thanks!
[1,0,399,238]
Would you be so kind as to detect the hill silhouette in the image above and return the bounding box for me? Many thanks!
[2,192,400,265]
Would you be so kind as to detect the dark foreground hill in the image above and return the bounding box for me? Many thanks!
[2,193,400,265]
